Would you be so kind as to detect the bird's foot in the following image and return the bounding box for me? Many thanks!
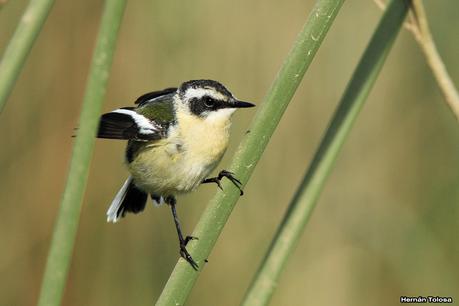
[184,235,198,246]
[202,170,244,195]
[179,242,199,270]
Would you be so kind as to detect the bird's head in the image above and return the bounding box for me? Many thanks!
[176,80,254,122]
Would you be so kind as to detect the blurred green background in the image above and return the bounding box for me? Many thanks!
[1,0,458,305]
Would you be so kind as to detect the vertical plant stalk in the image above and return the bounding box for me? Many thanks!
[155,0,344,305]
[0,0,55,113]
[36,1,126,306]
[241,1,410,305]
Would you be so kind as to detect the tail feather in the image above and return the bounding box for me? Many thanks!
[107,177,148,223]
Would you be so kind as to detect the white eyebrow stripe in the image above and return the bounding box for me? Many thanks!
[112,109,160,134]
[185,87,226,101]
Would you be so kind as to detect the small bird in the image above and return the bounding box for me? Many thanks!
[97,79,254,269]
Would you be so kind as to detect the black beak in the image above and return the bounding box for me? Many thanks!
[233,100,255,108]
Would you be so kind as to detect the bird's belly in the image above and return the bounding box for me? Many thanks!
[127,140,226,195]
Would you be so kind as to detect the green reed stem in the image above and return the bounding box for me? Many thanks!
[0,0,55,113]
[155,0,345,305]
[36,1,126,305]
[241,1,410,305]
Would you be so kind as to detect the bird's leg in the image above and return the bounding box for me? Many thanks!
[166,195,198,270]
[201,170,244,196]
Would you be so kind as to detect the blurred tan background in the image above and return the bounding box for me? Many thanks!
[1,0,458,305]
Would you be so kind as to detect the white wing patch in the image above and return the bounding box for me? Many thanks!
[112,109,160,135]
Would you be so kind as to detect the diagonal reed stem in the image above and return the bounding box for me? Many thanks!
[410,0,459,121]
[374,0,459,121]
[0,0,55,113]
[36,1,127,305]
[155,0,344,305]
[240,1,410,305]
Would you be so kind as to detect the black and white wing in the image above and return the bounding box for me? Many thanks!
[98,87,177,141]
[97,108,164,141]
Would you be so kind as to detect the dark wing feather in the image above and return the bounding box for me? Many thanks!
[135,87,177,106]
[97,109,164,141]
[97,88,176,141]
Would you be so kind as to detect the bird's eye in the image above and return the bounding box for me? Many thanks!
[204,97,216,108]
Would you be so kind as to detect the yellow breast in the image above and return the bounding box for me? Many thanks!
[176,110,231,165]
[128,110,232,195]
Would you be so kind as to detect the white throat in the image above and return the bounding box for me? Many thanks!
[205,108,236,124]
